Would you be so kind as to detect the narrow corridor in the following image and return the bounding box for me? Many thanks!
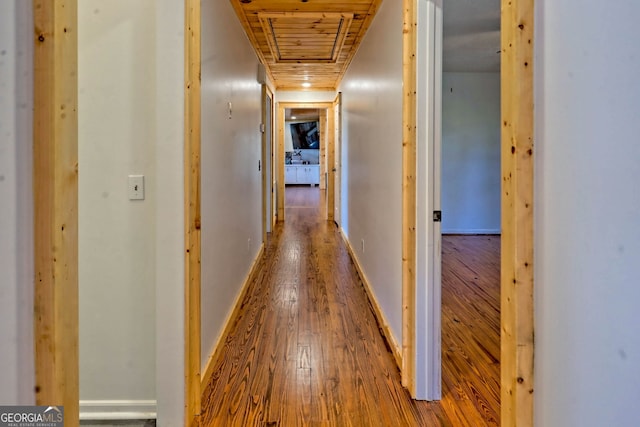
[200,187,499,426]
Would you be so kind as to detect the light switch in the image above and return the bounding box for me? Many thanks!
[128,175,145,200]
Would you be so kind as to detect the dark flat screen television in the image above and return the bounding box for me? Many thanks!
[290,121,320,149]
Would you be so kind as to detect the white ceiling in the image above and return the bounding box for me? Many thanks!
[443,0,500,72]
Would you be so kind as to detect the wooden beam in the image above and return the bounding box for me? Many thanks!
[184,0,202,424]
[401,0,417,395]
[33,0,79,425]
[501,0,534,425]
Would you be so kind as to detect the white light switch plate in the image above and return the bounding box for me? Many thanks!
[128,175,145,200]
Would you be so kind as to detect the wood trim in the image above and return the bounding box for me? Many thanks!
[401,0,417,395]
[33,1,79,425]
[261,85,268,243]
[319,109,327,190]
[319,110,328,190]
[333,92,343,225]
[277,103,286,221]
[341,231,403,368]
[184,0,202,424]
[258,12,353,64]
[326,104,335,222]
[276,102,333,223]
[200,244,265,388]
[501,0,535,425]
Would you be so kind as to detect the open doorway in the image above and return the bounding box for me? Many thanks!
[276,102,336,223]
[439,0,501,419]
[283,107,324,213]
[409,0,501,417]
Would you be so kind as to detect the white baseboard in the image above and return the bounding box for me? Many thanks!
[441,228,500,235]
[79,400,156,421]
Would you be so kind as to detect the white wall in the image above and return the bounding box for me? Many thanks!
[535,1,640,426]
[154,0,185,425]
[79,0,157,416]
[441,72,500,234]
[200,0,263,368]
[0,0,34,405]
[339,0,404,341]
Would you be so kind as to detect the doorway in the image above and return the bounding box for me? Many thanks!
[277,102,336,223]
[437,0,502,419]
[283,107,323,212]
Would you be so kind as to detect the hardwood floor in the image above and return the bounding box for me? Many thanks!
[200,187,500,426]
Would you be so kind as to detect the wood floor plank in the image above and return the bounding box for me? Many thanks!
[201,188,500,426]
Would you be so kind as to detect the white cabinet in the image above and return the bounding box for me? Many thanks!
[285,165,319,185]
[285,166,297,183]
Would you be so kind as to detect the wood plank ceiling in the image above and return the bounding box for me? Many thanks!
[230,0,383,91]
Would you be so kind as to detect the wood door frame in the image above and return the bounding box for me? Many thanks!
[33,1,79,425]
[261,84,275,241]
[332,92,343,226]
[184,0,202,425]
[500,0,534,424]
[402,0,534,424]
[276,101,335,222]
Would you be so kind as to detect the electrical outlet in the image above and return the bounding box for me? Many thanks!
[361,239,365,253]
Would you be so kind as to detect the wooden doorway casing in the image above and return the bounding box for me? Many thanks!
[184,0,201,425]
[276,102,335,222]
[332,93,343,226]
[33,1,79,425]
[499,0,534,425]
[262,84,276,242]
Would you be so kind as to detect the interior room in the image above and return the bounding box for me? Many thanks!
[284,108,322,189]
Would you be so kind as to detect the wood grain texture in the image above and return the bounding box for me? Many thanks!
[33,1,79,425]
[319,109,327,190]
[277,103,286,221]
[500,0,534,425]
[326,103,335,222]
[201,188,500,426]
[261,84,274,243]
[185,0,202,424]
[402,0,418,395]
[229,0,383,90]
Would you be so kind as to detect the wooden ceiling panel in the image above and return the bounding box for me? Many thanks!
[230,0,383,91]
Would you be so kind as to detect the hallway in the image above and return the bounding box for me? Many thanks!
[200,187,499,426]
